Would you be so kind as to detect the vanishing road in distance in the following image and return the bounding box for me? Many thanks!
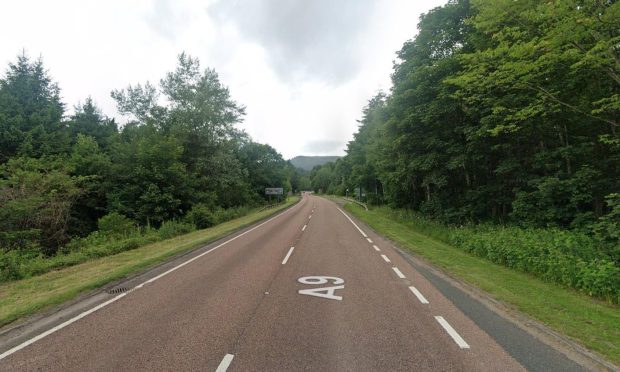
[0,195,586,371]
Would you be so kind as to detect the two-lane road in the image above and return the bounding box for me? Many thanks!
[0,194,586,371]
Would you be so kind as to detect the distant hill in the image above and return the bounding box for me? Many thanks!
[289,156,340,171]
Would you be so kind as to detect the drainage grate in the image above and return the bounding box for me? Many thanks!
[107,287,129,294]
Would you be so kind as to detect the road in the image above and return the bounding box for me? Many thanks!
[0,194,587,371]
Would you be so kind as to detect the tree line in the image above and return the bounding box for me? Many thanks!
[310,0,619,256]
[0,52,305,256]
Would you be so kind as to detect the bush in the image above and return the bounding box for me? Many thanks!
[0,205,255,284]
[211,206,252,224]
[97,213,135,236]
[186,205,253,229]
[158,220,195,239]
[593,193,620,264]
[0,250,26,281]
[379,206,620,303]
[186,204,216,229]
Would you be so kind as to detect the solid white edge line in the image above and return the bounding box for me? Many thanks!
[282,247,295,265]
[392,267,406,279]
[337,208,367,238]
[435,316,470,349]
[216,353,235,372]
[408,286,429,304]
[366,238,373,243]
[0,201,302,361]
[302,224,307,231]
[381,254,391,263]
[0,293,127,360]
[372,245,380,251]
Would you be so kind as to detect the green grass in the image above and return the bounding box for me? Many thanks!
[0,197,299,328]
[344,203,620,366]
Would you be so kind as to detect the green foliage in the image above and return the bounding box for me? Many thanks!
[0,156,83,254]
[238,142,289,199]
[371,205,620,303]
[157,220,195,239]
[449,227,620,303]
[311,0,619,231]
[0,250,28,282]
[185,203,217,229]
[186,204,254,229]
[68,98,117,148]
[0,53,67,161]
[593,193,620,264]
[210,206,253,224]
[1,217,195,283]
[0,51,297,280]
[97,212,135,236]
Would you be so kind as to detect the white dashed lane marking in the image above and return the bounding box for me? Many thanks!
[216,354,235,372]
[392,267,406,279]
[282,247,295,265]
[435,316,470,349]
[408,286,429,304]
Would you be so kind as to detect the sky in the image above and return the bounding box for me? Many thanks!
[1,0,446,159]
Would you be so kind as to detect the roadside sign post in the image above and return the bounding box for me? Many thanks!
[265,187,284,204]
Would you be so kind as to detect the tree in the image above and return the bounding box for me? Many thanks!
[0,156,82,254]
[325,0,619,228]
[0,53,67,162]
[107,125,191,226]
[68,97,117,149]
[111,53,252,208]
[238,142,288,201]
[450,0,620,226]
[68,135,113,235]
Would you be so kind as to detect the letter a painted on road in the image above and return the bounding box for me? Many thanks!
[298,285,345,301]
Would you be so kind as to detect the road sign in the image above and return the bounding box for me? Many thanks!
[265,187,283,195]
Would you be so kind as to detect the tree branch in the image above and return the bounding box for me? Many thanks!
[526,83,619,127]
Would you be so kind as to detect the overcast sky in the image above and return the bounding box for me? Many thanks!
[1,0,445,159]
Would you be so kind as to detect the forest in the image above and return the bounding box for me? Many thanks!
[0,52,306,280]
[309,0,620,301]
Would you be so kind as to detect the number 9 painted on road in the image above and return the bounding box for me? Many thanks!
[298,276,344,285]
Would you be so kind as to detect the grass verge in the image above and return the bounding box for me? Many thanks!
[344,202,620,366]
[0,196,299,328]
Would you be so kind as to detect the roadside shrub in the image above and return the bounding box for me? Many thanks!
[448,225,620,303]
[373,206,620,303]
[0,250,26,281]
[593,193,620,264]
[186,204,216,229]
[211,206,251,224]
[576,260,620,303]
[97,213,135,236]
[158,220,195,239]
[187,205,253,229]
[0,229,41,251]
[0,204,257,284]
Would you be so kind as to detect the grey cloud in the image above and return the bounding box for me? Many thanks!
[145,0,186,41]
[302,139,344,155]
[208,0,377,84]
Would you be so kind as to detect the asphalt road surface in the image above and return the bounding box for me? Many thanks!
[0,194,590,371]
